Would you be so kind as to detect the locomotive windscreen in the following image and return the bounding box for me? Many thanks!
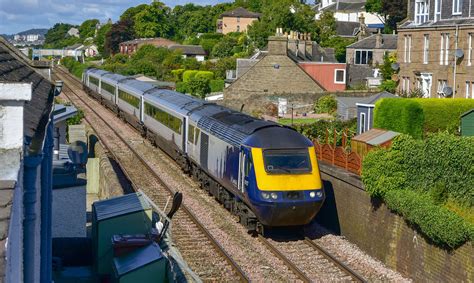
[262,149,312,174]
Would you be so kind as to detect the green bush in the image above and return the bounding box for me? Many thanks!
[209,79,225,92]
[171,69,185,82]
[379,80,397,93]
[384,190,472,248]
[374,98,425,138]
[187,77,210,99]
[374,98,474,138]
[195,71,214,81]
[293,119,357,146]
[314,95,337,115]
[182,70,199,83]
[176,82,188,93]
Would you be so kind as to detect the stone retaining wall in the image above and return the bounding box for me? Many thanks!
[94,142,130,199]
[316,162,473,282]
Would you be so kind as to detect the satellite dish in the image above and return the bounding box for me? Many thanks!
[68,141,88,166]
[442,86,453,97]
[455,48,464,58]
[391,63,400,71]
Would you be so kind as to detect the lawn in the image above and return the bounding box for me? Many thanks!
[278,118,319,125]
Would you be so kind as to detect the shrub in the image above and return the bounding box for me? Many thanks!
[182,70,199,83]
[171,69,185,82]
[314,95,337,115]
[176,82,188,93]
[209,79,224,92]
[293,119,357,146]
[379,80,397,93]
[195,71,214,81]
[187,77,210,99]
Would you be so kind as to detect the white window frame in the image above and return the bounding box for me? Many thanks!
[423,34,429,64]
[334,69,346,84]
[466,81,470,98]
[452,0,462,15]
[415,0,430,24]
[359,112,366,134]
[404,35,412,63]
[440,33,450,65]
[434,0,441,21]
[468,33,472,66]
[437,79,447,94]
[354,49,373,65]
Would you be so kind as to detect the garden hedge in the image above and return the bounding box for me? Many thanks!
[182,70,199,82]
[374,98,474,138]
[176,82,188,93]
[195,71,214,81]
[209,79,225,92]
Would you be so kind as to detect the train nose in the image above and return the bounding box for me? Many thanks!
[254,200,324,226]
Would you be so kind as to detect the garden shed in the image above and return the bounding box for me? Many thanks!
[351,128,399,157]
[461,109,474,136]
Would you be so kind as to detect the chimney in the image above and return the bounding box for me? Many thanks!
[375,29,382,48]
[288,31,298,55]
[268,29,288,55]
[358,13,367,40]
[305,35,314,61]
[298,36,306,59]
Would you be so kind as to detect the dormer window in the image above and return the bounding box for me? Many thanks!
[453,0,462,15]
[415,0,429,24]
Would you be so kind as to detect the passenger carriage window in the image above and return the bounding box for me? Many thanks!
[144,102,182,134]
[101,81,116,95]
[188,125,195,143]
[89,76,99,86]
[118,89,140,108]
[194,128,200,145]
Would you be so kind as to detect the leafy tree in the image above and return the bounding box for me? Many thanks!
[314,11,336,43]
[314,95,337,115]
[211,36,238,58]
[134,1,171,38]
[79,19,99,39]
[44,23,79,48]
[94,23,111,56]
[320,36,355,62]
[104,19,135,55]
[120,4,149,22]
[365,0,407,32]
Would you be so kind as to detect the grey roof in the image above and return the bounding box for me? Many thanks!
[336,21,360,37]
[399,18,474,29]
[347,34,397,50]
[321,0,366,12]
[145,88,207,116]
[53,104,78,123]
[93,192,151,222]
[461,109,474,117]
[0,37,54,153]
[169,44,206,56]
[236,59,259,78]
[337,91,398,108]
[367,131,399,146]
[113,243,163,276]
[219,7,261,19]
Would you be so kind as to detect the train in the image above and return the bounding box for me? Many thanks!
[82,68,325,233]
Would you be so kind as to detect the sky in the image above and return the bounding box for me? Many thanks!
[0,0,230,35]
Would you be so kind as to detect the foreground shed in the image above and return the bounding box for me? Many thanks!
[351,128,399,157]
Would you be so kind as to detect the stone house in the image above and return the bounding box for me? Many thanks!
[217,7,261,34]
[223,33,325,113]
[315,0,384,25]
[397,0,474,98]
[119,38,177,55]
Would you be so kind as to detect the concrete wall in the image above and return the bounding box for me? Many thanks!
[316,162,473,282]
[52,186,86,238]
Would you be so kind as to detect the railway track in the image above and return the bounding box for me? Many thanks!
[55,67,368,283]
[54,67,248,282]
[259,235,366,282]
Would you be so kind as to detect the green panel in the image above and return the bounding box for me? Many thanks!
[119,260,167,283]
[461,114,474,136]
[96,210,152,275]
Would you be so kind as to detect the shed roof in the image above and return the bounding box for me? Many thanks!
[168,44,206,56]
[337,91,398,108]
[113,242,163,276]
[352,128,399,145]
[219,7,261,19]
[347,34,397,50]
[53,104,78,123]
[93,192,151,222]
[461,109,474,117]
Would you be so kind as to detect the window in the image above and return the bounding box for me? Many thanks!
[188,125,195,143]
[237,16,241,23]
[144,102,182,134]
[401,76,411,93]
[118,89,140,108]
[263,149,311,174]
[404,35,412,63]
[101,81,116,95]
[440,33,450,65]
[354,50,373,64]
[423,35,429,64]
[434,0,441,21]
[334,69,346,84]
[437,79,448,94]
[466,82,470,98]
[453,0,462,14]
[360,113,366,134]
[89,76,99,86]
[468,33,472,66]
[415,0,429,24]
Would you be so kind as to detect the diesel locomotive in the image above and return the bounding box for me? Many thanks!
[83,68,325,233]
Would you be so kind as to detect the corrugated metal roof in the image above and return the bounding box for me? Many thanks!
[93,192,151,222]
[113,242,163,276]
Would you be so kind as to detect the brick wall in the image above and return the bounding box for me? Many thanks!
[221,16,257,34]
[317,162,473,282]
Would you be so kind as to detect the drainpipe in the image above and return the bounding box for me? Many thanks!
[23,154,43,283]
[40,121,54,283]
[453,24,459,98]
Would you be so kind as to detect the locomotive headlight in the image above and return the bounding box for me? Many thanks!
[316,191,323,198]
[261,192,270,199]
[270,193,278,200]
[309,191,316,198]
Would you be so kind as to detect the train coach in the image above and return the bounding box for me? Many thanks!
[83,68,325,233]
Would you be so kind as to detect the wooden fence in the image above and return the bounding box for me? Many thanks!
[313,129,362,175]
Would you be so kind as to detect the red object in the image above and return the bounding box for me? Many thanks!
[299,62,347,92]
[112,235,152,257]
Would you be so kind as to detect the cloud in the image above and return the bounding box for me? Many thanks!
[0,0,230,34]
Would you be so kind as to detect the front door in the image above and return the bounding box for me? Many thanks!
[420,73,432,98]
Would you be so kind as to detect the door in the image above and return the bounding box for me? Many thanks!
[200,133,209,170]
[421,73,432,98]
[238,147,250,194]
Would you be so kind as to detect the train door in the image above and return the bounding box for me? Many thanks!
[238,146,250,194]
[182,117,187,152]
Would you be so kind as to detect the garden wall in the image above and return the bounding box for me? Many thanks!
[316,162,473,282]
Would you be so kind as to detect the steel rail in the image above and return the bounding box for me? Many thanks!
[54,67,249,283]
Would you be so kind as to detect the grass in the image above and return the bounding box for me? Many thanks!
[444,200,474,225]
[278,118,319,125]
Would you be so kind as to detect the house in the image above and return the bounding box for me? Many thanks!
[0,37,57,282]
[315,0,384,26]
[336,91,398,121]
[168,44,206,62]
[397,0,474,98]
[461,109,474,136]
[66,44,99,58]
[217,7,261,34]
[67,27,80,38]
[223,31,326,113]
[299,62,347,91]
[346,31,397,87]
[119,38,177,55]
[11,29,47,46]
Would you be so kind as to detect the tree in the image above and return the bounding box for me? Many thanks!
[120,4,149,22]
[211,36,238,58]
[314,11,336,43]
[133,1,171,38]
[188,77,211,99]
[94,23,111,56]
[79,19,99,39]
[314,95,337,115]
[365,0,407,32]
[104,19,135,55]
[44,23,79,48]
[320,36,355,62]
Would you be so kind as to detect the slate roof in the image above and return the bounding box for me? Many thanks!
[322,0,366,12]
[169,44,206,56]
[347,34,397,50]
[399,18,474,29]
[0,37,54,154]
[336,21,360,37]
[219,7,261,19]
[337,91,398,108]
